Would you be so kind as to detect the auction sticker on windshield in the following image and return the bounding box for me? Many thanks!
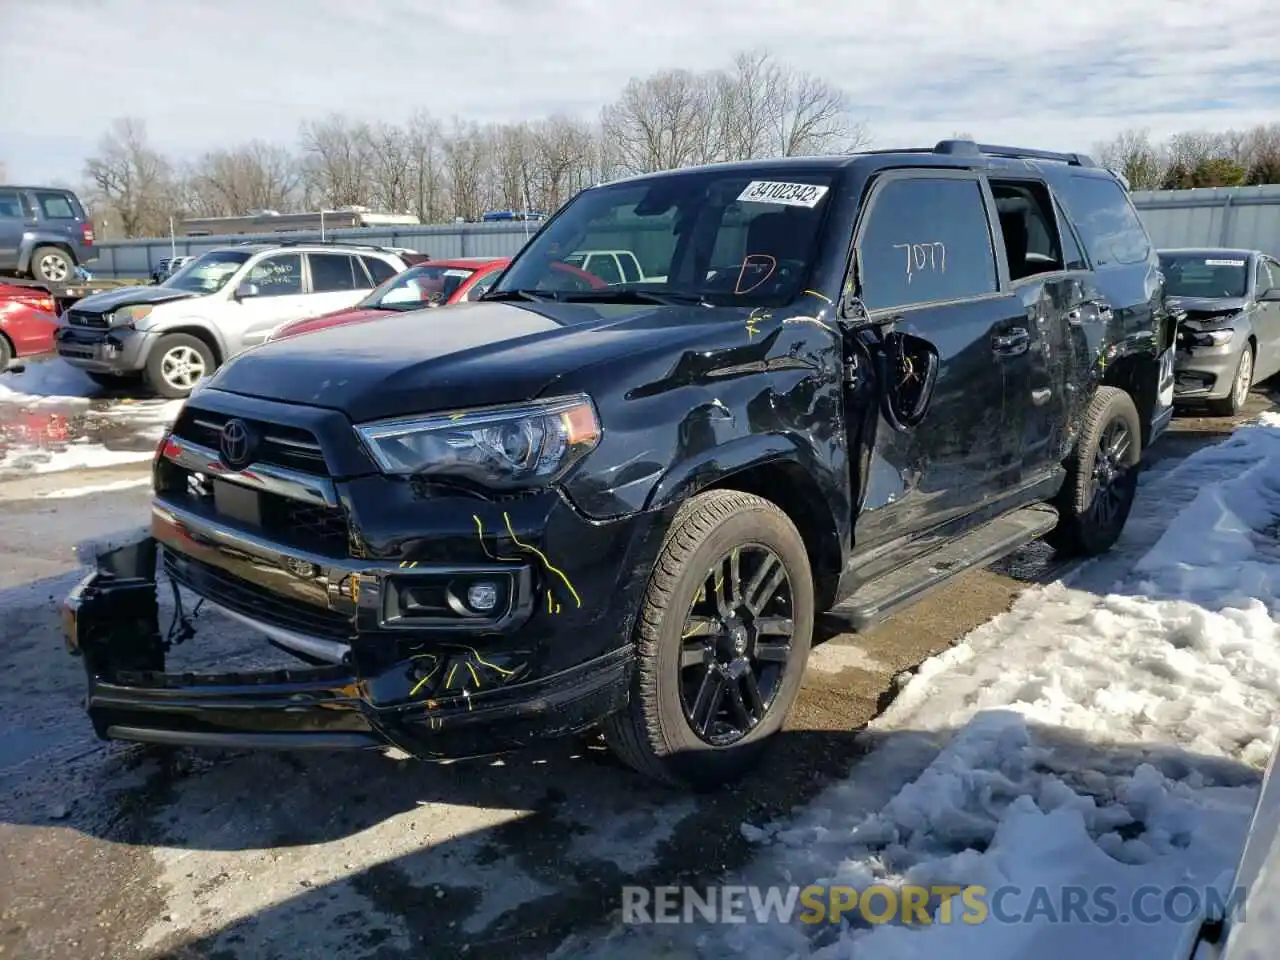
[1205,259,1247,266]
[737,181,830,208]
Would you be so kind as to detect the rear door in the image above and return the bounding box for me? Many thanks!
[305,252,375,316]
[0,189,28,270]
[850,170,1030,549]
[983,175,1097,483]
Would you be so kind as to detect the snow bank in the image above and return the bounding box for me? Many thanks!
[573,414,1280,960]
[0,358,98,403]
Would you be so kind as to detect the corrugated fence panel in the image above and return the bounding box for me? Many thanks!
[85,186,1280,279]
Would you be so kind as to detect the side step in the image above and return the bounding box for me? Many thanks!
[830,504,1060,630]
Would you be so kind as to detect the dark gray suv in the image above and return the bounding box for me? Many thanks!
[0,185,97,283]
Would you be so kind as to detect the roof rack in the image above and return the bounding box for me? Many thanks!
[860,140,1098,168]
[932,139,1098,168]
[229,238,428,258]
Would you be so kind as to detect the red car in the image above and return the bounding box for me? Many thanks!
[0,283,59,370]
[269,256,607,341]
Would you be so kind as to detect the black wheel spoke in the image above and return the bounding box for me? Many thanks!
[740,667,767,722]
[728,548,742,607]
[726,675,755,729]
[746,561,786,615]
[754,616,793,637]
[1108,427,1130,461]
[681,640,710,669]
[681,615,719,639]
[754,639,792,662]
[689,668,727,735]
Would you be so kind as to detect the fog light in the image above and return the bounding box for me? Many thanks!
[467,581,500,612]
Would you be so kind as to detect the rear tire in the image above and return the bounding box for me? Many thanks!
[602,490,814,790]
[1205,344,1253,417]
[1047,386,1142,557]
[0,334,13,371]
[29,246,74,284]
[144,333,214,398]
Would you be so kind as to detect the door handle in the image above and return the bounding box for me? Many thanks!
[992,327,1030,356]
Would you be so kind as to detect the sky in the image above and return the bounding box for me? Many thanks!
[1,0,1278,185]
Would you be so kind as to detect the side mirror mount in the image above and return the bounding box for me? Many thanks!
[234,282,260,301]
[1261,286,1280,302]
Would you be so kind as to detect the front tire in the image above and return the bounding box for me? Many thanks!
[1206,344,1253,417]
[1047,385,1142,557]
[144,333,214,398]
[603,490,814,789]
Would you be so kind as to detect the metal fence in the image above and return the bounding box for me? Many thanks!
[84,184,1280,279]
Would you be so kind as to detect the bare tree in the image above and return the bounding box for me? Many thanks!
[365,122,417,213]
[1093,128,1165,190]
[183,141,300,216]
[1242,123,1280,186]
[443,120,490,221]
[83,117,174,237]
[602,68,721,174]
[299,114,374,207]
[405,111,449,222]
[768,66,865,156]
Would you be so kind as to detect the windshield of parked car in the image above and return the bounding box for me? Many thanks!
[362,263,486,310]
[1159,252,1250,299]
[162,250,252,294]
[487,169,838,309]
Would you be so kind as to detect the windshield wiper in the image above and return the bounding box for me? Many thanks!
[481,288,560,302]
[558,289,710,307]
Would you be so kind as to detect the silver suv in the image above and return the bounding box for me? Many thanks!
[53,241,420,397]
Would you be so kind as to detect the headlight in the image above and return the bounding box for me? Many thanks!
[1191,328,1234,347]
[356,394,601,489]
[109,304,154,327]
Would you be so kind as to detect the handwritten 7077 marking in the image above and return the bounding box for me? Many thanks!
[892,242,946,283]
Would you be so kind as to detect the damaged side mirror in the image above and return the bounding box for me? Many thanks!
[875,331,941,431]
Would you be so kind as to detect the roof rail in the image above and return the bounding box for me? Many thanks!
[933,139,1098,168]
[228,238,427,258]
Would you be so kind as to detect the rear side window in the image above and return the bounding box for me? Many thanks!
[619,253,642,283]
[1058,175,1151,267]
[857,177,998,311]
[0,189,24,218]
[361,256,398,284]
[35,191,77,219]
[583,254,623,285]
[309,253,363,292]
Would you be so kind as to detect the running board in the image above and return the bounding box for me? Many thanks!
[830,504,1060,630]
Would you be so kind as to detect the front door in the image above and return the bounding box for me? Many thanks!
[1253,257,1280,380]
[849,171,1028,551]
[231,252,312,350]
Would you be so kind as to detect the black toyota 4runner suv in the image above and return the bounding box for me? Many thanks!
[64,141,1177,789]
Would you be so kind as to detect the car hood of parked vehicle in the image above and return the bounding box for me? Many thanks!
[1166,295,1251,316]
[207,299,761,422]
[71,285,200,313]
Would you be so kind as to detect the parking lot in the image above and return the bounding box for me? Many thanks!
[0,360,1271,960]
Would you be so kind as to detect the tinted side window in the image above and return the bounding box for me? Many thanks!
[247,254,302,296]
[1058,175,1151,267]
[857,177,998,311]
[35,192,76,219]
[1262,260,1280,294]
[309,253,362,292]
[464,270,501,300]
[361,256,398,284]
[619,253,642,283]
[0,189,23,219]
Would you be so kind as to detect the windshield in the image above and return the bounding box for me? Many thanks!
[488,169,838,309]
[364,263,485,310]
[1159,253,1250,299]
[162,250,251,294]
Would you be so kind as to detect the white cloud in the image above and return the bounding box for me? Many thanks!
[1,0,1277,182]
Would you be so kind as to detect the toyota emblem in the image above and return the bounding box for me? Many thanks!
[219,418,255,470]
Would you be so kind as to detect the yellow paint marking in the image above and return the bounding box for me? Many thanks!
[503,512,583,608]
[803,289,834,305]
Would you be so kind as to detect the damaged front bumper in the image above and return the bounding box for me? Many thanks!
[62,533,634,758]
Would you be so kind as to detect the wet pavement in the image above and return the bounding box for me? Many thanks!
[0,359,180,477]
[0,384,1275,959]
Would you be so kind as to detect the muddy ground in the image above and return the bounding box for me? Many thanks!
[0,388,1271,960]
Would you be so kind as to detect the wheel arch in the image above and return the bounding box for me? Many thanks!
[151,323,225,366]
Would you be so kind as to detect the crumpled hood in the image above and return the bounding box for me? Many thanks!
[70,285,200,313]
[206,299,746,422]
[1167,295,1249,317]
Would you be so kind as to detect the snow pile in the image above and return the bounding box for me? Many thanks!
[0,358,98,403]
[572,414,1280,960]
